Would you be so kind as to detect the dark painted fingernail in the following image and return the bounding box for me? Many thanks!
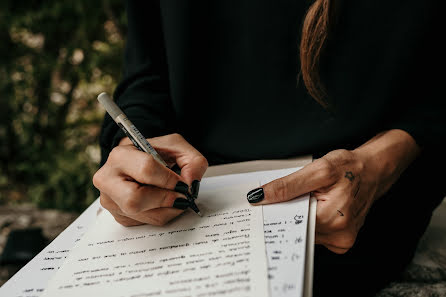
[247,188,264,203]
[191,180,200,199]
[172,198,191,210]
[174,181,189,195]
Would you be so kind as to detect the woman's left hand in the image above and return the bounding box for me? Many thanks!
[247,129,420,254]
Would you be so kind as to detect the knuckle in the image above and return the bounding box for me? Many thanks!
[329,149,352,160]
[114,216,127,226]
[121,193,142,215]
[337,148,352,157]
[138,155,156,176]
[331,217,349,231]
[339,231,357,250]
[196,155,209,169]
[147,216,167,226]
[170,133,184,143]
[92,170,103,189]
[109,145,125,162]
[99,194,112,210]
[114,216,137,227]
[333,149,363,171]
[315,158,337,183]
[325,231,357,254]
[316,212,331,229]
[353,156,365,172]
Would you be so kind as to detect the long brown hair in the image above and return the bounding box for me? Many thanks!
[300,0,337,108]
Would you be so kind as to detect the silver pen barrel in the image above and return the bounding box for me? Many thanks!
[97,92,168,167]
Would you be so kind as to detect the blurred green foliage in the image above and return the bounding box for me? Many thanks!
[0,0,127,211]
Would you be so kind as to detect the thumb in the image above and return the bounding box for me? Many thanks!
[179,155,208,198]
[247,159,336,205]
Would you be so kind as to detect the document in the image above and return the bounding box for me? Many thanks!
[260,170,310,297]
[263,198,309,296]
[207,169,311,296]
[41,183,270,297]
[1,167,314,297]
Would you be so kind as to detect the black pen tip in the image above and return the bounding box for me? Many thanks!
[188,200,202,217]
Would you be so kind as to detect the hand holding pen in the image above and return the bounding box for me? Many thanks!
[93,93,208,227]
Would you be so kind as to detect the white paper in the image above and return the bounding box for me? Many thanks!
[41,183,269,297]
[263,198,309,297]
[260,170,310,297]
[0,199,101,297]
[189,168,311,297]
[1,167,312,297]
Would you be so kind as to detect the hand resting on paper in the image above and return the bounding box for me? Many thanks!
[247,129,420,254]
[93,133,208,226]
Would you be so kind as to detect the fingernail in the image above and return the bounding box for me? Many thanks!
[247,188,264,204]
[191,180,200,199]
[172,198,191,210]
[174,181,189,195]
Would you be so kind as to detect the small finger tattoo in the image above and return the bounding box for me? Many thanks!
[345,171,355,182]
[337,210,344,216]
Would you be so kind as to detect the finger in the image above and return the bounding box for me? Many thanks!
[178,155,208,188]
[99,192,120,212]
[314,198,341,234]
[149,134,208,186]
[315,199,357,252]
[110,134,207,199]
[150,134,208,199]
[97,177,190,215]
[247,158,337,205]
[315,231,356,254]
[106,145,189,193]
[110,212,144,227]
[315,236,350,255]
[110,207,184,226]
[127,207,185,226]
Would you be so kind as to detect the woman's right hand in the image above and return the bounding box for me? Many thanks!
[93,133,208,227]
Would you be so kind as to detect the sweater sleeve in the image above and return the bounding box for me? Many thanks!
[99,1,177,165]
[324,0,446,149]
[384,0,446,148]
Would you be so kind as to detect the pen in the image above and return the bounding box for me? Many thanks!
[97,92,202,216]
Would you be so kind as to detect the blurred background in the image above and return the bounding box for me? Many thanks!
[1,1,445,294]
[0,0,125,210]
[0,0,126,284]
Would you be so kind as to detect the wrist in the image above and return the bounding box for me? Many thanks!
[352,129,420,198]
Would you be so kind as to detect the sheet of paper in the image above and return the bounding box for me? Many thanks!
[1,167,311,297]
[260,170,310,297]
[41,183,269,297]
[263,198,309,297]
[190,168,310,297]
[0,199,101,297]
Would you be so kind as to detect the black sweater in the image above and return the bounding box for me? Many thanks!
[100,0,445,166]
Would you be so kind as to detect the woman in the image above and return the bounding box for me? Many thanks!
[93,1,445,296]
